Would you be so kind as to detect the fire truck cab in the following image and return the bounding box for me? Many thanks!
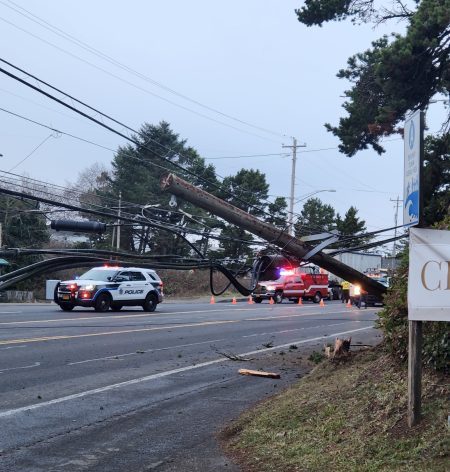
[252,265,329,304]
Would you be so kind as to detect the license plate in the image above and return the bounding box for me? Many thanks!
[61,294,70,301]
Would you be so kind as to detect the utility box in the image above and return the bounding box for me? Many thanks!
[46,280,60,300]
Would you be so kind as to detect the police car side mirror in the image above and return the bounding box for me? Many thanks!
[107,276,112,281]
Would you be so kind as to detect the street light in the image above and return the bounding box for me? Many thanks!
[294,189,336,204]
[287,189,336,235]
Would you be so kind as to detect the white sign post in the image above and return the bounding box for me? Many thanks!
[403,110,421,226]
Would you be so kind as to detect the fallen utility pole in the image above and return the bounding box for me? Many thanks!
[160,173,387,296]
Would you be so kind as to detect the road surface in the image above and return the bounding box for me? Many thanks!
[0,300,381,471]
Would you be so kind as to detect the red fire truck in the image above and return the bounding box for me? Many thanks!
[252,265,329,304]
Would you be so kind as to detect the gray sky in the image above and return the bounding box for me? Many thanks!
[0,1,447,244]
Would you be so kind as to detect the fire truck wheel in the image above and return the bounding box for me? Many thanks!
[313,292,322,304]
[95,293,111,312]
[253,298,262,303]
[274,292,283,304]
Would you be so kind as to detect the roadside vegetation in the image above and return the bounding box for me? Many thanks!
[222,348,449,472]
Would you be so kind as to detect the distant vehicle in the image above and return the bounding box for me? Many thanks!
[350,271,389,308]
[252,266,329,304]
[55,266,164,312]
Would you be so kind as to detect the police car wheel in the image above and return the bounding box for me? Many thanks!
[53,283,61,304]
[59,303,74,311]
[143,293,157,312]
[95,293,111,312]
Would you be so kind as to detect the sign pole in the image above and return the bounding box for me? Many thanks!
[407,110,424,427]
[408,319,422,426]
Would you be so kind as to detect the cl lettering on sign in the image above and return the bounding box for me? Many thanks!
[421,261,450,292]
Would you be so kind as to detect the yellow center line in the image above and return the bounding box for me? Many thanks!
[0,308,365,346]
[0,319,240,345]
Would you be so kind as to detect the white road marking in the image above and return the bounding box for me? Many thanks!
[0,326,374,418]
[0,362,40,373]
[0,311,22,314]
[0,345,26,351]
[242,321,352,338]
[68,338,227,365]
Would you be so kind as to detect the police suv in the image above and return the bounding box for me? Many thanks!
[55,266,164,312]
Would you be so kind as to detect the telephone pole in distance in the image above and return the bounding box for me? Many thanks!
[282,137,306,235]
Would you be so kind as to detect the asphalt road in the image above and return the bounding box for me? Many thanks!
[0,300,382,471]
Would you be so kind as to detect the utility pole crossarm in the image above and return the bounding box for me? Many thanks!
[160,173,387,296]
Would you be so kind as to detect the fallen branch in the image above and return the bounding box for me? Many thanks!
[211,345,253,361]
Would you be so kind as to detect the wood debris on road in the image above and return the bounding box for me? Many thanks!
[238,369,280,379]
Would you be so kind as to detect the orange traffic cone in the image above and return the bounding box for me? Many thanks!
[232,297,237,305]
[248,296,254,304]
[319,298,325,307]
[210,295,215,304]
[297,297,303,306]
[269,297,274,305]
[346,299,352,308]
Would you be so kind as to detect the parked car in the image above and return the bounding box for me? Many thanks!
[55,266,164,312]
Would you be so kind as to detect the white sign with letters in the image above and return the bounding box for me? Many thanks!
[403,110,421,226]
[408,228,450,321]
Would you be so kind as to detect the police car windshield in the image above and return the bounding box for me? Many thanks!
[78,269,119,281]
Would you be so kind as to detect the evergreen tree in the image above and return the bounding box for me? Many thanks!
[296,0,450,156]
[294,197,336,237]
[265,197,288,229]
[100,121,220,255]
[217,169,270,260]
[335,206,371,248]
[0,195,49,271]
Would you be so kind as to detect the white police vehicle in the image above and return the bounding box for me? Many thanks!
[55,266,164,312]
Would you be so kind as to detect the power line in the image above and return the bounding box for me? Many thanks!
[0,63,395,238]
[0,73,304,225]
[205,152,290,160]
[1,0,286,139]
[8,132,56,171]
[0,62,280,213]
[0,15,281,144]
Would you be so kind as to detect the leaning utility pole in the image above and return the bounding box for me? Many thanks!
[282,137,306,235]
[160,173,387,296]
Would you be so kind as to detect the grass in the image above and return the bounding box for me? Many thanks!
[222,348,449,472]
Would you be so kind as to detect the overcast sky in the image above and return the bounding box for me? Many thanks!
[0,1,447,246]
